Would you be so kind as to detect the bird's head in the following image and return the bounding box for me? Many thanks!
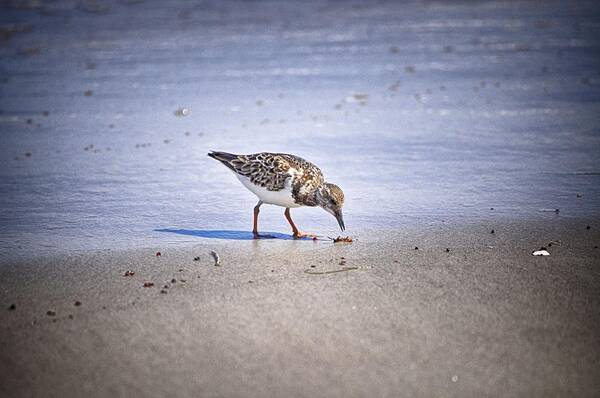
[316,182,345,231]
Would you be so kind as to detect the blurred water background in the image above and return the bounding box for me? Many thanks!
[1,0,599,253]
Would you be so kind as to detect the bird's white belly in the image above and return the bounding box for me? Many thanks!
[237,175,301,208]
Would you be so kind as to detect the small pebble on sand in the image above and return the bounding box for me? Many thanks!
[174,108,189,116]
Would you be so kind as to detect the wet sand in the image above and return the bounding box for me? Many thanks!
[1,218,599,398]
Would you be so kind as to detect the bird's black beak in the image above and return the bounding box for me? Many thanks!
[335,210,345,231]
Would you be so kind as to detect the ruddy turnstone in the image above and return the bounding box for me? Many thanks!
[208,151,345,239]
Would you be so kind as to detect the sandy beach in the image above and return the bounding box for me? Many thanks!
[1,0,600,396]
[1,218,599,397]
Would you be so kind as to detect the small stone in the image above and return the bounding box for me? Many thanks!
[8,304,16,311]
[26,119,32,124]
[47,310,56,316]
[171,278,176,283]
[490,229,495,234]
[576,193,582,198]
[586,225,591,230]
[446,248,450,252]
[174,107,189,116]
[160,289,168,294]
[193,256,200,261]
[143,282,154,288]
[123,270,135,276]
[74,301,82,306]
[414,246,419,250]
[84,89,93,96]
[155,251,161,256]
[68,314,74,319]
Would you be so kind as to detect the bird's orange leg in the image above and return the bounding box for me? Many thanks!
[284,208,317,239]
[253,201,273,239]
[253,201,262,238]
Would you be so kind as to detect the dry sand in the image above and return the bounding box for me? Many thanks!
[1,218,599,398]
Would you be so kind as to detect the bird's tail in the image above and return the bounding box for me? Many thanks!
[208,151,239,171]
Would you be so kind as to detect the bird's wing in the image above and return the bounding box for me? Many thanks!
[227,153,295,191]
[209,151,325,194]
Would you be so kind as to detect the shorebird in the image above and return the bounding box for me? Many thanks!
[208,151,345,239]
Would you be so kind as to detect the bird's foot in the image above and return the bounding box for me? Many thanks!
[293,232,318,240]
[253,232,275,239]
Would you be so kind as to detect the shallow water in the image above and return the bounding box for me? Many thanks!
[1,0,599,254]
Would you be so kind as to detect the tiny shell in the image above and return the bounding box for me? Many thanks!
[532,250,550,256]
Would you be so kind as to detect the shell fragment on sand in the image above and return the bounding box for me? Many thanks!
[532,249,550,256]
[209,251,220,266]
